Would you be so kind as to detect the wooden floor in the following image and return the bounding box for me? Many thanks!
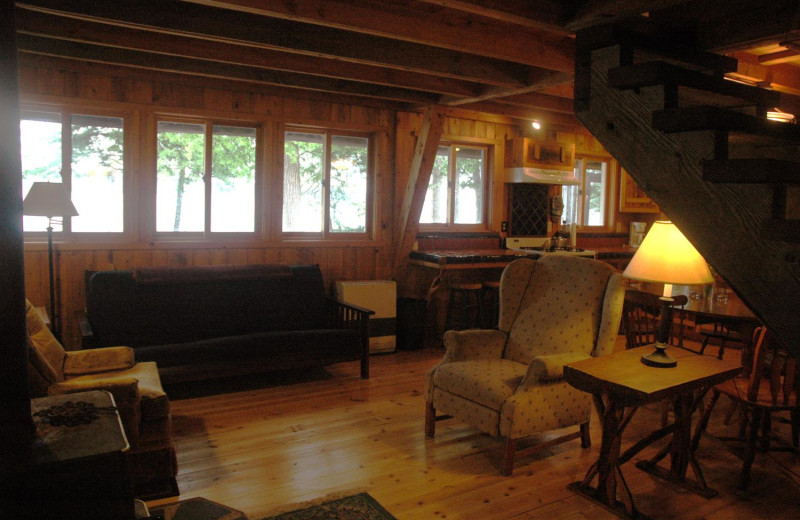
[148,341,800,520]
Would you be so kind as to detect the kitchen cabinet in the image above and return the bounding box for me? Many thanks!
[620,168,660,213]
[505,133,575,172]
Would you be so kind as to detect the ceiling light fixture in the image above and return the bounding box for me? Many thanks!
[531,120,541,130]
[766,108,795,123]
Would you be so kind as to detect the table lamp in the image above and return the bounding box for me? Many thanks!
[623,221,713,367]
[22,182,78,336]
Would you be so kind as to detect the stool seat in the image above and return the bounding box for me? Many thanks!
[445,283,483,331]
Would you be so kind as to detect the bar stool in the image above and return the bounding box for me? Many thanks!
[481,280,501,329]
[444,283,482,331]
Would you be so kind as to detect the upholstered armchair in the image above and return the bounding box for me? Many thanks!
[25,300,178,499]
[425,256,625,475]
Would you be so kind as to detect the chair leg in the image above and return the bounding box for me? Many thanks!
[741,408,763,490]
[501,438,517,476]
[425,401,436,438]
[580,421,591,449]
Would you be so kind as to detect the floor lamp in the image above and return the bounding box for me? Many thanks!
[623,221,713,367]
[22,182,78,337]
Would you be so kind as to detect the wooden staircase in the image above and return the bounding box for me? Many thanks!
[573,20,800,356]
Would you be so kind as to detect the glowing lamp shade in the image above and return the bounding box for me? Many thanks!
[623,221,713,367]
[623,221,713,288]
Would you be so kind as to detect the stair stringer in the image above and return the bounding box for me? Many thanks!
[576,45,800,356]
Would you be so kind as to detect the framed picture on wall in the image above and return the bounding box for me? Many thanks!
[619,168,659,213]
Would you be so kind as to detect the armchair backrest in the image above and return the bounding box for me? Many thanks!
[500,256,624,364]
[26,300,67,393]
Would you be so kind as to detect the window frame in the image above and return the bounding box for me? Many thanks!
[281,125,375,240]
[562,155,615,232]
[20,105,133,241]
[418,141,491,232]
[151,115,263,240]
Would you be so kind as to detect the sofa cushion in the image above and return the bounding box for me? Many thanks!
[87,264,330,348]
[133,329,361,369]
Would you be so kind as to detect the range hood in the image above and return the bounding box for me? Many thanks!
[504,135,577,185]
[504,167,579,185]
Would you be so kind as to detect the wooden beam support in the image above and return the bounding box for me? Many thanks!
[0,0,34,471]
[393,106,445,278]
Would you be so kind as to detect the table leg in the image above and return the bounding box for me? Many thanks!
[569,395,649,519]
[636,388,718,497]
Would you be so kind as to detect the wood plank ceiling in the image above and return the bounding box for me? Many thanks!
[13,0,800,124]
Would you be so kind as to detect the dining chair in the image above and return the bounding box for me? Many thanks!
[695,327,800,489]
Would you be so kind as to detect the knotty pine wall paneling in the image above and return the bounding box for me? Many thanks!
[18,55,394,349]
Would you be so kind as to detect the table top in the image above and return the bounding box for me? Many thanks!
[30,390,129,465]
[564,346,741,406]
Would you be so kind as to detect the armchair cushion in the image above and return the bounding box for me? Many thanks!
[25,300,65,383]
[433,359,526,411]
[64,346,135,376]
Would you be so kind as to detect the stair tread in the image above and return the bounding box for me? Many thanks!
[609,61,779,107]
[578,21,737,73]
[653,106,800,141]
[704,158,800,183]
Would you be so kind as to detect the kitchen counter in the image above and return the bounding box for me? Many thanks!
[409,248,531,268]
[592,245,638,271]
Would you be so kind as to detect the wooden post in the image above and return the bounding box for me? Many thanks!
[0,0,33,469]
[392,105,444,280]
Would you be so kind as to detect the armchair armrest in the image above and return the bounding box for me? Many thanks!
[326,297,375,380]
[441,329,507,363]
[63,346,135,377]
[48,377,141,447]
[522,351,593,387]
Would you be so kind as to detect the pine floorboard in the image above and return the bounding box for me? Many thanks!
[147,340,800,519]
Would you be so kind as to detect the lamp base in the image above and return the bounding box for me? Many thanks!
[641,343,677,368]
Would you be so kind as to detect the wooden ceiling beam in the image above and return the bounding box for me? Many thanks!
[446,102,581,127]
[440,71,573,106]
[415,0,571,35]
[565,0,695,32]
[15,9,485,99]
[17,34,441,104]
[185,0,576,72]
[17,0,534,88]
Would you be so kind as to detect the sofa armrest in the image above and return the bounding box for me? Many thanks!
[327,297,374,379]
[64,346,136,377]
[77,310,99,349]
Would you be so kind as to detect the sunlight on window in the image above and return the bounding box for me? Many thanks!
[156,122,205,232]
[420,146,449,224]
[71,115,124,232]
[211,125,256,232]
[454,147,484,224]
[330,135,368,233]
[283,132,324,232]
[20,113,62,232]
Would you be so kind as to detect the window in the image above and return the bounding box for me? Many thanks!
[420,143,487,228]
[562,157,609,228]
[282,130,370,235]
[20,111,125,233]
[156,121,257,233]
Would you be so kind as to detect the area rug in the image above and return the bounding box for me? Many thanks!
[259,493,397,520]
